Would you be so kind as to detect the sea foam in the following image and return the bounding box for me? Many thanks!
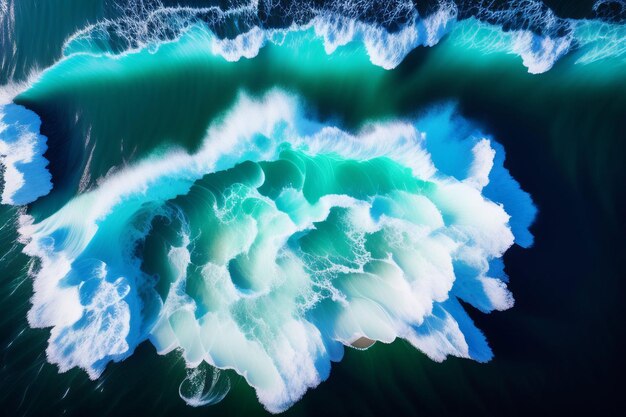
[0,102,52,205]
[18,90,535,412]
[58,0,626,74]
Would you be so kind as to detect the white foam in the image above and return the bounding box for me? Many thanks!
[0,102,53,205]
[464,138,495,190]
[46,0,626,80]
[512,30,572,74]
[60,1,457,71]
[204,8,458,70]
[179,364,231,407]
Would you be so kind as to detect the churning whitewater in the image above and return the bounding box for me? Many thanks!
[16,90,535,412]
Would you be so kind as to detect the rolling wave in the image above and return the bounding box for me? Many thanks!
[17,91,535,412]
[59,0,626,73]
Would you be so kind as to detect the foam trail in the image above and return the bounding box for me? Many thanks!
[179,363,231,407]
[18,90,535,413]
[573,18,626,65]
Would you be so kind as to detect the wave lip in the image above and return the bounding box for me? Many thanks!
[0,103,52,205]
[18,91,536,413]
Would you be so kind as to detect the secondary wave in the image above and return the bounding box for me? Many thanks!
[60,0,626,74]
[17,90,535,412]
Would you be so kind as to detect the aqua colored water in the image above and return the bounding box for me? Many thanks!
[1,1,624,416]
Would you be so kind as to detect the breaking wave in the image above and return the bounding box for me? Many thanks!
[17,90,535,412]
[60,0,626,74]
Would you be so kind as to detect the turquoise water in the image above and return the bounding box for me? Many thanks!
[1,1,625,416]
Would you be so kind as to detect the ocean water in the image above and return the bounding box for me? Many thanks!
[1,1,624,416]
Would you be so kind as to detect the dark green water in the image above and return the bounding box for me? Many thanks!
[1,1,625,416]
